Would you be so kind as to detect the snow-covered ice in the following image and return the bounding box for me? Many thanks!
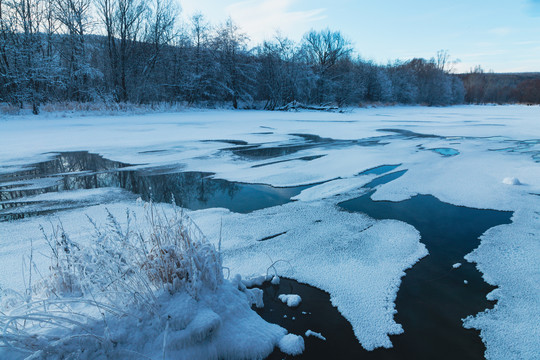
[463,205,540,359]
[1,105,539,358]
[452,263,462,269]
[189,200,426,350]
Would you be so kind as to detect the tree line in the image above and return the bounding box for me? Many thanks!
[459,67,540,105]
[1,0,469,113]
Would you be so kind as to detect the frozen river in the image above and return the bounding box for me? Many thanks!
[0,106,539,359]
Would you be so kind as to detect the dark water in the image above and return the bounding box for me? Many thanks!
[226,133,386,160]
[257,278,365,359]
[339,193,512,359]
[259,193,512,359]
[0,152,310,220]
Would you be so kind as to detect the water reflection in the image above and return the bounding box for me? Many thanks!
[0,152,310,220]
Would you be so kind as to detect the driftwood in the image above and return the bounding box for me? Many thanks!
[277,101,339,112]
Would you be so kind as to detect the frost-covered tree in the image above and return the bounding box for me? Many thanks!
[256,34,314,109]
[53,0,96,101]
[301,29,352,104]
[212,18,256,108]
[0,5,472,110]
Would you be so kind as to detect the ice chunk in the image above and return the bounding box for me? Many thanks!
[245,288,264,308]
[452,263,462,269]
[305,330,326,341]
[278,294,302,307]
[271,276,280,285]
[278,334,305,355]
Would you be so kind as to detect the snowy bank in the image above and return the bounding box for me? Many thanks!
[0,204,287,359]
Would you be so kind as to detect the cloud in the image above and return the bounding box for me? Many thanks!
[225,0,326,43]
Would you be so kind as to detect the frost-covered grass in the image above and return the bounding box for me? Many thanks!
[0,203,285,359]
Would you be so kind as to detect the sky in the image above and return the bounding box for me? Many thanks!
[178,0,540,73]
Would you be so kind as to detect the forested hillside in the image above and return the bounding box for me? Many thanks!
[1,0,537,114]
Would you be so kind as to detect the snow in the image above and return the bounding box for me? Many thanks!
[271,276,280,285]
[278,334,305,355]
[452,263,462,269]
[463,205,540,360]
[305,330,327,341]
[291,176,375,202]
[189,201,426,350]
[278,294,302,307]
[1,105,539,357]
[502,177,521,185]
[0,204,287,360]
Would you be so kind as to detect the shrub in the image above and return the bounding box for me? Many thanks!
[0,203,224,356]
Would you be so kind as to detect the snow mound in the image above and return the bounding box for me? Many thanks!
[0,204,285,360]
[278,334,305,355]
[452,262,462,269]
[278,294,302,307]
[502,177,521,185]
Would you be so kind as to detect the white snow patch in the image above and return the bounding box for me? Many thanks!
[278,294,302,307]
[292,176,373,202]
[463,205,540,360]
[241,274,272,287]
[271,276,280,285]
[452,263,462,269]
[278,334,305,355]
[502,177,521,185]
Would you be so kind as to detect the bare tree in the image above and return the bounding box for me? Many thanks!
[95,0,146,101]
[212,17,255,108]
[54,0,93,100]
[301,28,352,104]
[302,29,352,72]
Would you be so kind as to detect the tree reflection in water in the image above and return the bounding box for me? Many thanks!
[0,151,309,220]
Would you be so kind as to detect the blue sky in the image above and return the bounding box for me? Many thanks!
[179,0,540,73]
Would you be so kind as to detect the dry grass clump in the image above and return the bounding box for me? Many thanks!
[0,203,223,356]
